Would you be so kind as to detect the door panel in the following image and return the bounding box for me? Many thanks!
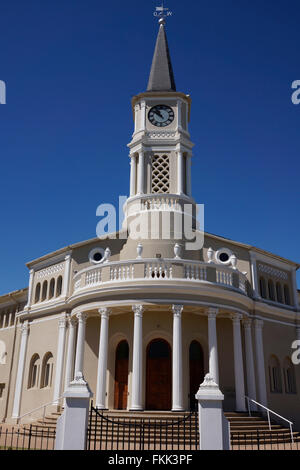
[146,339,172,410]
[114,341,129,410]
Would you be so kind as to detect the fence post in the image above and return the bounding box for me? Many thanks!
[55,372,93,450]
[195,373,229,450]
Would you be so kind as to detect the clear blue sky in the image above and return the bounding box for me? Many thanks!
[0,0,299,295]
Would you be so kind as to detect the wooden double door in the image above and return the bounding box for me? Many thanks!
[146,339,172,410]
[114,338,205,411]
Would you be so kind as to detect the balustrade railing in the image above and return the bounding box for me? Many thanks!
[72,258,248,298]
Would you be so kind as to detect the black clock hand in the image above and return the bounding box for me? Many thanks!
[155,109,163,119]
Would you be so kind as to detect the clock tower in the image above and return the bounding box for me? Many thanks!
[123,17,196,246]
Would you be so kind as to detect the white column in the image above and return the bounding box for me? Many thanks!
[177,151,185,195]
[25,269,34,309]
[207,308,219,384]
[96,308,110,409]
[243,319,257,410]
[172,305,184,411]
[137,151,145,195]
[12,321,29,418]
[186,155,192,197]
[64,317,77,390]
[130,305,144,411]
[53,315,68,405]
[232,314,246,412]
[74,313,87,376]
[62,254,72,298]
[254,319,268,407]
[130,155,137,197]
[249,252,260,299]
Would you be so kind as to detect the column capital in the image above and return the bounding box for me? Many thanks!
[76,312,88,323]
[172,304,183,318]
[132,304,144,318]
[254,319,264,330]
[65,254,72,261]
[207,307,219,319]
[68,316,77,327]
[98,307,111,319]
[231,313,243,324]
[243,318,252,329]
[58,315,68,329]
[20,320,29,336]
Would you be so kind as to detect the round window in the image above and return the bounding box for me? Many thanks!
[215,248,233,266]
[89,248,105,265]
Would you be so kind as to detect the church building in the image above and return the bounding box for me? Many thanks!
[0,16,300,430]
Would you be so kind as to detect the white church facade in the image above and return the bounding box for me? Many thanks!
[0,17,300,430]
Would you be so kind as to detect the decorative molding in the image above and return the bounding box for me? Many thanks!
[207,307,219,318]
[76,312,88,323]
[98,307,111,319]
[243,319,252,329]
[172,304,183,317]
[36,263,64,280]
[258,264,288,280]
[231,313,243,323]
[254,319,264,329]
[20,321,29,336]
[132,305,144,317]
[58,315,68,328]
[146,131,176,139]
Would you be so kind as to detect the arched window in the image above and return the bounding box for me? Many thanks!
[276,282,283,303]
[56,276,62,297]
[268,280,275,301]
[35,283,41,303]
[268,355,282,393]
[284,285,291,305]
[41,352,54,388]
[28,354,40,389]
[49,278,55,299]
[41,281,48,302]
[259,277,267,298]
[283,357,296,394]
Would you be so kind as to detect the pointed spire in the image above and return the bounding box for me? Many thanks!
[147,20,176,92]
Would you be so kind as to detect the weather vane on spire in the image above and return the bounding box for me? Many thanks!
[153,1,173,24]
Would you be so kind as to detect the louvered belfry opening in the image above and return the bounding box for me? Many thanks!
[151,154,170,194]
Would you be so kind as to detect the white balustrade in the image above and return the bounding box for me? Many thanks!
[72,259,249,297]
[184,264,207,281]
[216,269,233,287]
[145,262,172,279]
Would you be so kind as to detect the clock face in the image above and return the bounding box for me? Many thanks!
[148,105,175,127]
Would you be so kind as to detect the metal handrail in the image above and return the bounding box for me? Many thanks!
[245,395,294,444]
[17,395,64,425]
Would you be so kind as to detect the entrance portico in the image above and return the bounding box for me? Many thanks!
[67,303,265,413]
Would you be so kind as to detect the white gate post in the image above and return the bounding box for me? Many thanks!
[196,373,230,450]
[55,372,93,450]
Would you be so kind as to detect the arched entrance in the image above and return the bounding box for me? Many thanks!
[146,338,172,410]
[114,340,129,410]
[189,340,204,410]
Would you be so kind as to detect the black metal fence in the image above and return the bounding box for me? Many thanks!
[87,404,199,451]
[0,425,56,450]
[231,430,300,451]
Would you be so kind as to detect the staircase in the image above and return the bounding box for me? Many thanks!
[26,410,300,450]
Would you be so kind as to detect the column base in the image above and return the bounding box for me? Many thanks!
[96,406,108,411]
[129,408,144,412]
[171,408,186,412]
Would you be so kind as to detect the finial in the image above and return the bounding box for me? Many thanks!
[153,2,172,25]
